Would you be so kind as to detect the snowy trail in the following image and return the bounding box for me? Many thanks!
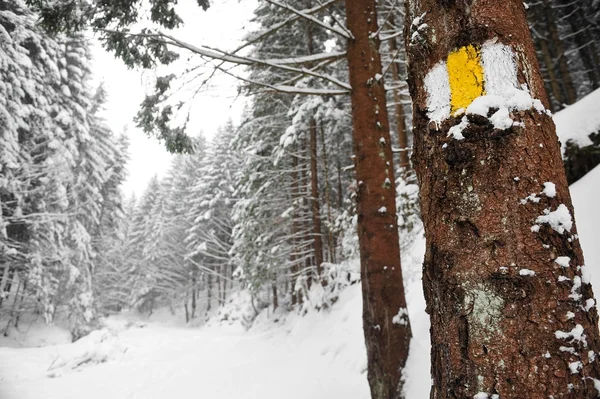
[2,165,598,399]
[0,287,372,399]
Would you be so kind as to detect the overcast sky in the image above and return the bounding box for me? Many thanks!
[92,0,257,198]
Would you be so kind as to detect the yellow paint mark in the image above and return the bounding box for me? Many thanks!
[447,45,485,113]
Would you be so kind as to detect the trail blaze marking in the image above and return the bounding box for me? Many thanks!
[424,41,522,125]
[447,45,485,113]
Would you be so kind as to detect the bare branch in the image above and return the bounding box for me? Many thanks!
[265,0,354,39]
[211,62,348,96]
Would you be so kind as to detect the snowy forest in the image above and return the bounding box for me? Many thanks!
[2,0,600,398]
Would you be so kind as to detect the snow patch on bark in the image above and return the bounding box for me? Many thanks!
[535,204,573,234]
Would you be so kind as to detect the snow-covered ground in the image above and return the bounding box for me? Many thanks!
[554,88,600,153]
[1,98,599,398]
[0,284,373,399]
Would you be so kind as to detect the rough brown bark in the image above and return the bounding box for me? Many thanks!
[345,1,412,398]
[404,0,600,397]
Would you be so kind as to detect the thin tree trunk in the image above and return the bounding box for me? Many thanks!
[305,8,325,282]
[301,136,314,290]
[206,273,212,313]
[191,276,196,319]
[290,153,301,306]
[272,282,278,310]
[544,0,577,104]
[216,272,222,306]
[336,145,344,210]
[404,0,600,397]
[344,1,412,397]
[387,14,411,171]
[557,0,600,91]
[539,37,562,111]
[319,121,336,264]
[14,277,26,329]
[3,278,22,337]
[221,264,227,304]
[0,265,9,308]
[0,267,15,308]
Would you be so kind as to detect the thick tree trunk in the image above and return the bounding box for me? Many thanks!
[344,1,412,398]
[404,0,600,397]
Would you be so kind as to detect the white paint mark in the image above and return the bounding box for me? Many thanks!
[481,41,518,95]
[424,62,451,123]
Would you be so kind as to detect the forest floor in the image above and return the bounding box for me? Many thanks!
[1,91,600,398]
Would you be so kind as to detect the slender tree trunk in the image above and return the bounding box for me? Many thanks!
[206,272,212,313]
[309,117,325,280]
[301,136,314,290]
[538,37,562,111]
[544,0,577,104]
[319,121,336,264]
[305,9,325,281]
[14,278,26,329]
[1,267,15,308]
[557,0,600,91]
[344,1,412,397]
[191,276,196,319]
[290,153,301,306]
[0,265,9,307]
[272,282,278,310]
[404,0,600,397]
[387,14,411,171]
[3,278,22,336]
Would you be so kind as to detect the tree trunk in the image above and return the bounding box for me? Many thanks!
[543,0,577,104]
[290,153,301,306]
[206,272,212,313]
[272,282,278,310]
[404,1,600,397]
[191,277,196,319]
[0,265,9,307]
[538,37,562,111]
[319,121,336,264]
[309,117,325,281]
[557,0,600,91]
[387,14,411,171]
[344,1,412,397]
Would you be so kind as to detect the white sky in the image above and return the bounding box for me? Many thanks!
[92,0,257,198]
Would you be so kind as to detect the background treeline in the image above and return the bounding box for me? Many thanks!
[526,0,600,183]
[0,1,128,339]
[1,0,599,339]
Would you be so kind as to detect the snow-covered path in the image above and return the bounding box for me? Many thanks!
[0,286,373,399]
